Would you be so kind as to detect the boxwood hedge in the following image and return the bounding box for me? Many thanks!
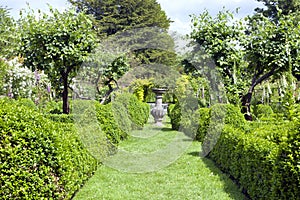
[0,99,97,199]
[209,121,300,199]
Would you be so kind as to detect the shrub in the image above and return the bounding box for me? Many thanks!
[43,101,63,114]
[111,101,132,134]
[114,92,150,129]
[209,125,279,199]
[209,121,300,199]
[44,113,74,123]
[272,128,300,199]
[254,104,274,119]
[16,98,37,110]
[95,103,127,145]
[0,99,97,199]
[201,104,246,154]
[195,108,211,141]
[168,102,181,130]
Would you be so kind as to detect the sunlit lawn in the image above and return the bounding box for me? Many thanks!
[73,121,247,200]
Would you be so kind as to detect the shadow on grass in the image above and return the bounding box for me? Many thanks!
[188,150,249,200]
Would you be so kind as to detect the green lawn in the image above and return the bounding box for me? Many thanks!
[73,121,247,200]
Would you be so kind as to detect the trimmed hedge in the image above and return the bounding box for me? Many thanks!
[272,129,300,199]
[114,93,150,129]
[95,103,128,145]
[168,103,181,130]
[169,103,245,143]
[94,93,150,145]
[0,99,97,199]
[209,122,300,199]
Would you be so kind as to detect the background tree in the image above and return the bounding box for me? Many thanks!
[241,13,300,118]
[189,10,248,105]
[19,7,97,114]
[68,0,171,36]
[0,6,17,58]
[255,0,300,80]
[255,0,300,21]
[69,0,177,76]
[190,10,300,120]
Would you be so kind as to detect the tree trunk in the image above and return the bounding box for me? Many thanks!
[241,86,254,121]
[62,73,69,114]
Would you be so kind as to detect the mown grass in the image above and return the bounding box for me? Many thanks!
[74,121,247,200]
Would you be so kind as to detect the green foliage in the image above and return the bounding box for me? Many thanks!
[195,108,211,142]
[168,103,181,130]
[19,7,97,113]
[272,128,300,199]
[0,99,97,199]
[254,104,274,119]
[255,0,300,21]
[43,101,63,114]
[0,59,9,95]
[129,78,155,102]
[190,9,300,117]
[95,103,127,144]
[114,92,150,129]
[202,104,246,155]
[70,0,177,71]
[69,0,171,36]
[0,6,17,58]
[111,101,132,134]
[190,9,248,104]
[16,98,37,110]
[209,119,300,199]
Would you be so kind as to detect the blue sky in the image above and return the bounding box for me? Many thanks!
[1,0,264,34]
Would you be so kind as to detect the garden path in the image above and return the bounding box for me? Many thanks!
[73,120,247,200]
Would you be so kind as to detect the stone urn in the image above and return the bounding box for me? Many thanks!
[151,88,167,126]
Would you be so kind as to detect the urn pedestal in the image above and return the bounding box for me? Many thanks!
[151,88,167,126]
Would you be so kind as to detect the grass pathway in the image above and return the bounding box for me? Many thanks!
[74,121,247,200]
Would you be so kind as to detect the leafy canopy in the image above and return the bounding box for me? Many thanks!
[69,0,171,36]
[19,7,97,113]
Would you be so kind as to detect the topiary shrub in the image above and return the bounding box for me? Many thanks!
[202,104,246,155]
[209,125,279,199]
[195,108,211,142]
[0,99,97,199]
[111,101,132,134]
[114,92,150,129]
[209,119,300,199]
[95,103,127,145]
[16,98,38,110]
[168,102,181,130]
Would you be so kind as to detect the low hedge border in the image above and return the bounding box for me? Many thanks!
[0,99,97,199]
[209,123,299,199]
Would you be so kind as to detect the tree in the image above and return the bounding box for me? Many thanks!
[241,13,300,119]
[69,0,177,69]
[68,0,171,36]
[0,6,17,58]
[19,7,97,114]
[189,10,248,105]
[255,0,300,80]
[190,10,300,120]
[255,0,300,21]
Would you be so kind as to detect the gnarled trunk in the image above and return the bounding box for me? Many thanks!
[241,88,254,121]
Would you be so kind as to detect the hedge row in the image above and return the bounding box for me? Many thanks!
[168,102,299,199]
[95,92,150,145]
[168,103,245,142]
[209,123,299,199]
[0,98,97,199]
